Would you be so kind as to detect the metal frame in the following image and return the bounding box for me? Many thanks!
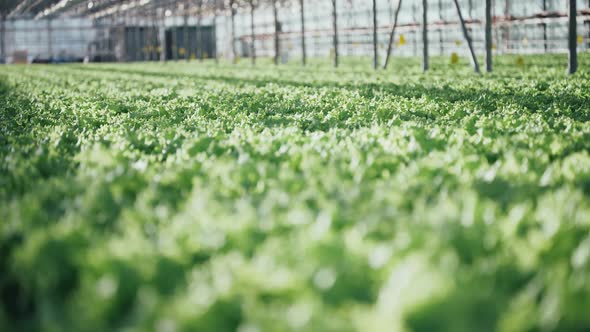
[1,0,587,74]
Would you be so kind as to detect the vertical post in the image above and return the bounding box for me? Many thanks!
[136,15,142,61]
[438,0,443,55]
[503,0,509,52]
[183,14,189,61]
[438,30,443,56]
[213,6,218,63]
[332,0,339,67]
[142,17,147,61]
[541,0,547,52]
[372,0,378,69]
[452,0,480,73]
[125,15,130,61]
[485,0,492,72]
[149,14,154,61]
[300,0,306,66]
[172,16,178,61]
[0,14,5,63]
[79,17,84,60]
[568,0,577,74]
[132,15,141,61]
[141,16,146,61]
[383,0,403,69]
[273,0,279,65]
[48,19,53,60]
[412,3,418,56]
[197,0,203,61]
[154,11,159,61]
[230,0,237,64]
[422,0,428,72]
[250,0,255,65]
[159,9,166,62]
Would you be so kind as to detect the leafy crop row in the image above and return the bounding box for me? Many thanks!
[1,55,589,332]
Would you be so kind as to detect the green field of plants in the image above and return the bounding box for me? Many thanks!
[1,55,590,332]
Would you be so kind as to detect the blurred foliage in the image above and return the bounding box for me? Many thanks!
[1,54,590,332]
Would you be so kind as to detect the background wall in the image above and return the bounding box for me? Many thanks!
[1,0,588,64]
[2,18,96,63]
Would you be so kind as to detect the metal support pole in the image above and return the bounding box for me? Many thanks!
[140,16,145,61]
[568,0,577,74]
[503,0,509,51]
[422,0,428,72]
[135,16,144,61]
[250,0,255,65]
[332,0,339,67]
[144,16,148,60]
[136,16,145,61]
[197,0,203,61]
[159,10,166,62]
[183,14,189,61]
[213,8,218,63]
[273,0,279,65]
[155,14,159,61]
[372,0,378,69]
[0,14,5,63]
[383,0,403,69]
[541,0,547,52]
[231,0,237,64]
[439,29,444,55]
[124,15,129,61]
[149,12,154,60]
[172,16,178,61]
[485,0,492,72]
[300,0,306,66]
[452,0,480,73]
[412,3,418,56]
[131,15,141,61]
[48,19,52,60]
[438,0,443,55]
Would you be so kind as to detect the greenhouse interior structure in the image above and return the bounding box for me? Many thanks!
[1,0,589,65]
[1,0,590,332]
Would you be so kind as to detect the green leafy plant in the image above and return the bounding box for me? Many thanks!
[1,54,589,332]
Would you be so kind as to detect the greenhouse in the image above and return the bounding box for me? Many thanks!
[1,0,589,331]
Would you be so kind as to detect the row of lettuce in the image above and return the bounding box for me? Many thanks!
[1,56,590,331]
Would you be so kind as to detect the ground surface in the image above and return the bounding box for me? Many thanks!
[1,55,590,332]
